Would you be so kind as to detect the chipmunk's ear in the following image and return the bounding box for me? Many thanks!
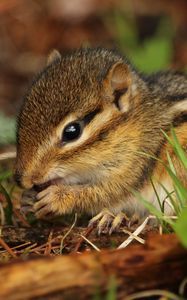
[103,61,132,112]
[47,49,61,66]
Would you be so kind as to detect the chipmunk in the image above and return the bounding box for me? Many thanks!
[15,48,187,233]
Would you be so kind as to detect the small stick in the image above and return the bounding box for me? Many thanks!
[59,213,77,253]
[79,234,100,252]
[0,241,31,253]
[0,202,5,225]
[118,217,149,249]
[44,230,53,255]
[122,228,145,244]
[74,225,95,252]
[0,151,16,160]
[0,237,17,258]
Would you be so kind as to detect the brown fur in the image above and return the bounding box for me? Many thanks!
[15,48,187,219]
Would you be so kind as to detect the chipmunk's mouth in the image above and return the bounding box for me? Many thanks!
[33,176,89,192]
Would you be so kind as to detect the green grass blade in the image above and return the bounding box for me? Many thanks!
[161,128,187,170]
[106,276,117,300]
[133,191,172,223]
[0,170,12,181]
[158,182,179,214]
[171,128,187,170]
[0,183,13,225]
[165,166,187,207]
[165,151,185,209]
[173,207,187,248]
[150,178,163,212]
[166,151,176,174]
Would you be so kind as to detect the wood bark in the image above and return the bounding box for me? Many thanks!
[1,225,156,252]
[0,233,186,300]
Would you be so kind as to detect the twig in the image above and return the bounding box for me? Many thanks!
[19,243,38,254]
[74,225,94,252]
[60,213,77,253]
[44,230,53,255]
[0,151,16,160]
[0,202,5,225]
[29,236,63,254]
[122,228,145,244]
[0,241,31,253]
[179,277,187,296]
[0,237,17,258]
[118,216,150,249]
[79,234,100,252]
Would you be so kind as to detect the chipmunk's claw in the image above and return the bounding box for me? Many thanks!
[89,209,114,235]
[109,212,128,234]
[89,209,129,235]
[126,213,139,228]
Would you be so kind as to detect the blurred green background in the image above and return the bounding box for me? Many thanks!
[0,0,187,144]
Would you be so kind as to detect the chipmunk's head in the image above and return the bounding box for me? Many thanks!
[15,48,146,192]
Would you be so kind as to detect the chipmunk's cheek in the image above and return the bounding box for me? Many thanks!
[34,185,63,218]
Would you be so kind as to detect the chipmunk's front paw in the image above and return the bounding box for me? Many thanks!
[89,209,129,235]
[21,188,37,215]
[34,185,64,218]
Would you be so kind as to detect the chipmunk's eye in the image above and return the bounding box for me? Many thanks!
[62,121,83,143]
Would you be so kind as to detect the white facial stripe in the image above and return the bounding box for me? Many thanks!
[53,107,116,151]
[29,106,116,182]
[171,99,187,114]
[33,113,78,165]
